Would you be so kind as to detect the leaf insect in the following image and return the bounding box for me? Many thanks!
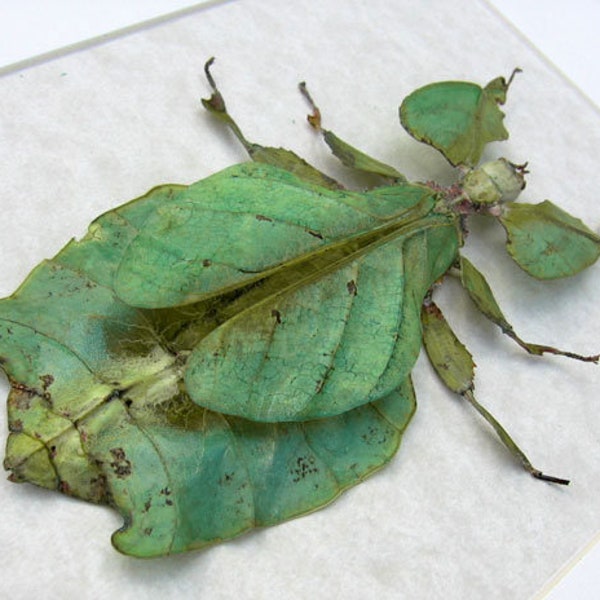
[0,59,598,557]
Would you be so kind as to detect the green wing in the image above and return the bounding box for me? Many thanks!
[112,162,433,308]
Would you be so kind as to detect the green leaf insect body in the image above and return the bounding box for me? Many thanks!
[1,60,598,557]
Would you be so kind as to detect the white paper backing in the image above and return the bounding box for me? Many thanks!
[0,1,598,598]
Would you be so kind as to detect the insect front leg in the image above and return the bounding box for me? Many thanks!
[202,57,341,190]
[298,82,406,182]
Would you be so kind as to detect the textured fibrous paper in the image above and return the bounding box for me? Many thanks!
[0,0,599,598]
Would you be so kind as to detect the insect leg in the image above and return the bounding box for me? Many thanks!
[202,58,342,190]
[421,295,569,485]
[299,82,406,181]
[458,256,599,363]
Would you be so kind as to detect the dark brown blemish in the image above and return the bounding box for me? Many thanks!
[255,214,273,222]
[361,425,387,446]
[109,448,132,479]
[346,280,358,296]
[202,259,212,267]
[59,480,72,495]
[291,455,319,483]
[271,309,282,324]
[40,375,54,391]
[88,475,109,504]
[219,472,235,485]
[9,419,23,433]
[307,229,324,240]
[160,486,175,505]
[8,386,36,411]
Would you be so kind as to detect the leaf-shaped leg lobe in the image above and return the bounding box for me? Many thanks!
[399,73,515,167]
[298,81,406,181]
[498,200,600,279]
[202,57,342,190]
[421,297,569,484]
[458,256,599,362]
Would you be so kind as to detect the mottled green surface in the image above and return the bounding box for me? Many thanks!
[0,162,455,557]
[320,129,406,179]
[421,301,474,395]
[2,73,599,557]
[499,200,600,279]
[400,76,511,167]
